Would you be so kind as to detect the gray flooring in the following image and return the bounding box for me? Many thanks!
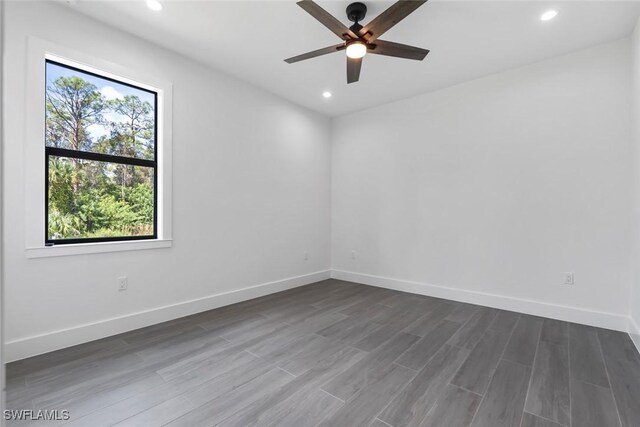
[6,279,640,427]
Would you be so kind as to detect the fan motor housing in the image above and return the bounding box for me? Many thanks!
[346,2,367,23]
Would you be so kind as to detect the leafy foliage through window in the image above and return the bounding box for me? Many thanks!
[45,60,157,243]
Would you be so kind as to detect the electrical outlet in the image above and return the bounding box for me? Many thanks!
[117,276,128,291]
[351,251,356,260]
[304,251,309,261]
[564,272,574,285]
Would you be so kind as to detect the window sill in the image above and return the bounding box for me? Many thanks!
[26,239,172,259]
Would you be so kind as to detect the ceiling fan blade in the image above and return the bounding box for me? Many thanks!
[358,0,428,42]
[368,39,429,61]
[347,56,363,84]
[285,44,345,64]
[297,0,358,40]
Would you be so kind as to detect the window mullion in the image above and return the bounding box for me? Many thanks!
[45,147,155,168]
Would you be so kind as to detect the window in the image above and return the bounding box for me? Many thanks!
[25,39,172,257]
[45,60,157,244]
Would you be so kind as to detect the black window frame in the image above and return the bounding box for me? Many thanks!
[45,59,158,245]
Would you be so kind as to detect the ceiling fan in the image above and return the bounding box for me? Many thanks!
[285,0,429,84]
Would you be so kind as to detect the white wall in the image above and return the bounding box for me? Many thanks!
[332,38,633,330]
[3,1,331,361]
[630,18,640,351]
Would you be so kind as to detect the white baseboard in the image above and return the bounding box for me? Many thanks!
[7,268,635,362]
[331,269,630,332]
[630,317,640,355]
[5,270,331,362]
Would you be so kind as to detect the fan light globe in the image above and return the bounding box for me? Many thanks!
[540,10,558,21]
[346,42,367,59]
[146,0,163,11]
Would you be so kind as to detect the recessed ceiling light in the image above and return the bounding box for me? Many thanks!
[322,91,332,99]
[146,0,163,11]
[540,10,558,21]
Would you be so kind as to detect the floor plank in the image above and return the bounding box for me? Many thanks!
[369,420,393,427]
[447,307,498,350]
[403,302,455,337]
[569,323,610,388]
[378,344,471,427]
[167,368,295,426]
[597,329,640,427]
[321,332,419,401]
[276,337,347,376]
[471,359,531,427]
[353,308,426,352]
[524,341,570,426]
[317,364,415,427]
[420,384,482,427]
[450,328,510,395]
[570,379,621,427]
[218,346,365,427]
[445,303,480,324]
[112,395,195,426]
[254,388,343,427]
[395,320,461,371]
[488,310,521,335]
[540,319,568,346]
[520,412,565,427]
[502,315,543,367]
[315,316,382,346]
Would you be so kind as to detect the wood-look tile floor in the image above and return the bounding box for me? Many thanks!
[6,279,640,427]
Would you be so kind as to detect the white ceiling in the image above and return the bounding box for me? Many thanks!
[68,0,640,116]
